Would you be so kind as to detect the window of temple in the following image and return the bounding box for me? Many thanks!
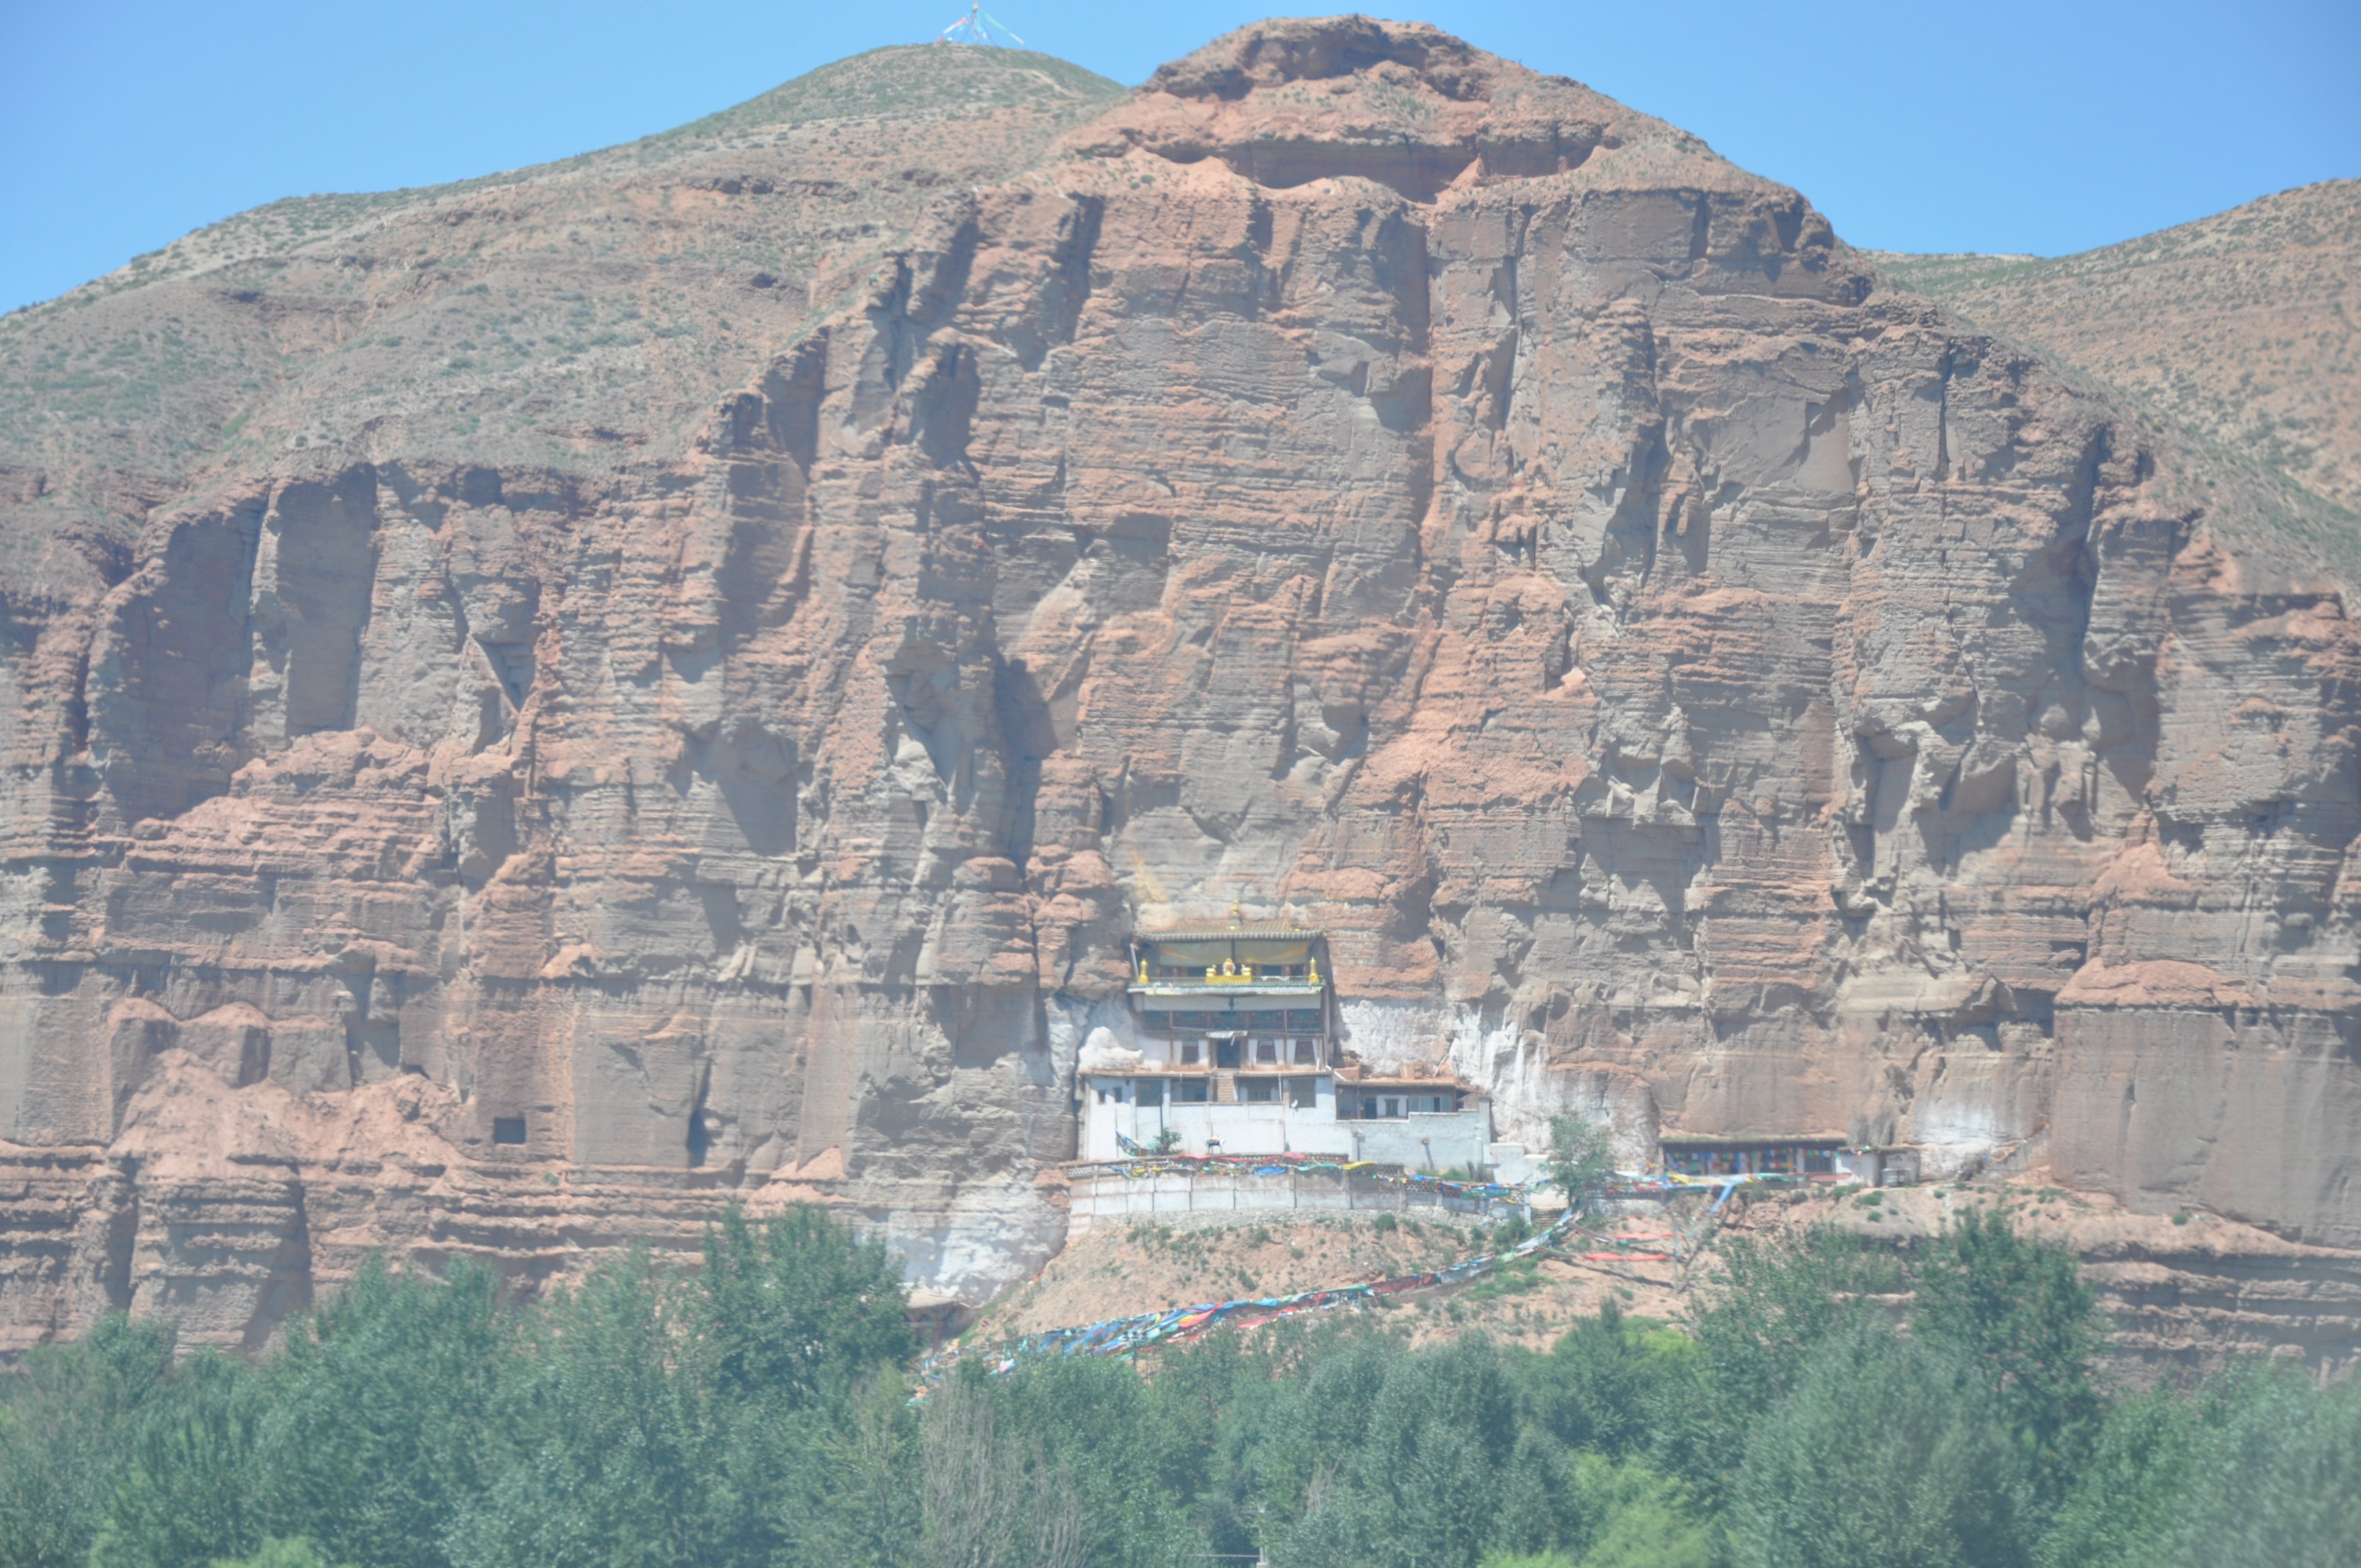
[1180,1042,1201,1064]
[1242,1080,1276,1103]
[1255,1038,1278,1064]
[1291,1038,1316,1064]
[1136,1080,1165,1107]
[1286,1078,1318,1108]
[1174,1078,1211,1103]
[493,1116,527,1145]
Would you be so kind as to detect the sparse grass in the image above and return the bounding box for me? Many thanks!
[659,45,1122,143]
[1865,179,2361,525]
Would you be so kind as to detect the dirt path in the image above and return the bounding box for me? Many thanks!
[962,1173,2361,1373]
[965,1206,1698,1352]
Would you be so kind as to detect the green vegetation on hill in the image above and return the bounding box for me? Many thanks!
[1,1205,2355,1568]
[12,40,1123,322]
[0,35,1123,573]
[1868,180,2361,553]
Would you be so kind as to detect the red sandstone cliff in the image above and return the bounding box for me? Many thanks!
[1,19,2357,1351]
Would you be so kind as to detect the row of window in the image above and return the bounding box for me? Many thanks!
[1145,963,1314,980]
[1169,1037,1323,1066]
[1090,1081,1463,1118]
[1345,1095,1458,1118]
[1095,1078,1321,1107]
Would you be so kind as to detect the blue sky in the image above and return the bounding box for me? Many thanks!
[4,0,2354,315]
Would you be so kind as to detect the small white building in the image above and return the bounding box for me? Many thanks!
[1076,921,1495,1175]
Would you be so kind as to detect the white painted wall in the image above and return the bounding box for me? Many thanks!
[1081,1074,1495,1172]
[1338,1109,1493,1174]
[1067,1169,1362,1234]
[1080,1078,1353,1160]
[1066,1168,1520,1238]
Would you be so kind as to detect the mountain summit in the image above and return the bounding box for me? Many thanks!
[0,17,2355,1357]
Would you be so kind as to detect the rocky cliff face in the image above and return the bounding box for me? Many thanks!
[2,18,2358,1352]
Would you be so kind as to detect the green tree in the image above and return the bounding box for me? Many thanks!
[1664,1227,1897,1496]
[2040,1362,2361,1568]
[451,1208,924,1568]
[1520,1300,1692,1459]
[686,1202,915,1406]
[1730,1321,2029,1568]
[2033,1384,2204,1568]
[701,1369,917,1568]
[1150,1318,1345,1556]
[1476,1456,1716,1568]
[1914,1208,2100,1483]
[690,1205,926,1568]
[253,1259,507,1568]
[43,1199,2361,1568]
[938,1355,1197,1568]
[1546,1116,1617,1199]
[1264,1337,1578,1568]
[1564,1453,1716,1568]
[210,1542,346,1568]
[0,1314,178,1568]
[921,1368,1087,1568]
[445,1254,709,1568]
[803,1375,922,1568]
[90,1350,267,1568]
[2166,1366,2361,1567]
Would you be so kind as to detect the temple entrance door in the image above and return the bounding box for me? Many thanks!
[1214,1036,1242,1069]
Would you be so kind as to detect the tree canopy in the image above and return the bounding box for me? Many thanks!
[1,1200,2349,1568]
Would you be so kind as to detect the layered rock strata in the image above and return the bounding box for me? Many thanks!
[1,18,2358,1351]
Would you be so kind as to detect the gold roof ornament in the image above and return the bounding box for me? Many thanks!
[1139,923,1321,941]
